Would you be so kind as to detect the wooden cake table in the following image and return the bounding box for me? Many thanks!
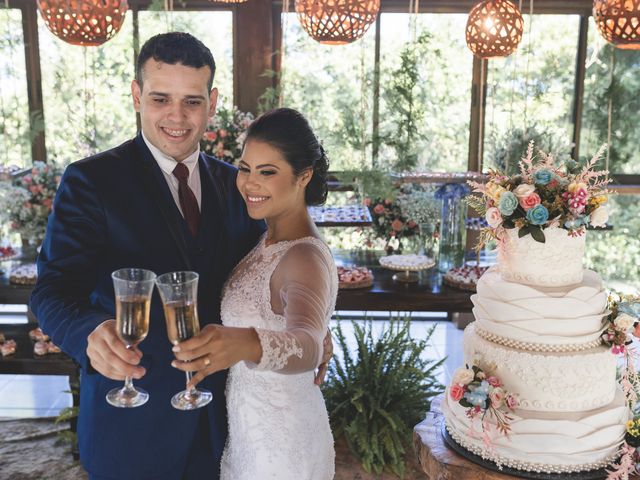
[414,395,534,480]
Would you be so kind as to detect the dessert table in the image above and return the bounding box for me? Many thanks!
[0,254,477,316]
[333,250,474,313]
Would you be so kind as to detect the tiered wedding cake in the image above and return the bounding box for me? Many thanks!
[441,227,628,474]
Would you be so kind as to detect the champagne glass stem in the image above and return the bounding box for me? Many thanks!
[122,375,135,394]
[185,371,195,398]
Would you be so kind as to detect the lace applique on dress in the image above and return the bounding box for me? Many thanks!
[254,329,303,371]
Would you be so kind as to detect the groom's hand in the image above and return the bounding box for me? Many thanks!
[86,320,145,380]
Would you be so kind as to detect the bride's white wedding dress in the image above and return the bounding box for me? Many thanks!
[220,234,337,480]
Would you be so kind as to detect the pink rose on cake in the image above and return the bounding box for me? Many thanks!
[489,387,505,409]
[505,393,519,410]
[519,192,541,211]
[486,376,502,388]
[485,207,502,228]
[450,384,466,402]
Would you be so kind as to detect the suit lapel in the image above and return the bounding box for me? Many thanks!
[131,135,193,270]
[198,154,233,275]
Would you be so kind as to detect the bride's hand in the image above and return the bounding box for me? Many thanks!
[171,324,261,390]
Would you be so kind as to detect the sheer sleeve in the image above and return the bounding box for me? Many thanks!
[252,242,336,373]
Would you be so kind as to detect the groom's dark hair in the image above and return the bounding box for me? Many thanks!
[136,32,216,91]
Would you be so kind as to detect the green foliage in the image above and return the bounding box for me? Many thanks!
[581,43,640,173]
[0,8,31,165]
[585,195,640,289]
[334,169,396,203]
[257,68,282,115]
[486,123,573,175]
[323,319,445,477]
[55,385,79,452]
[376,33,431,172]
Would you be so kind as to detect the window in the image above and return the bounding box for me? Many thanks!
[138,11,234,111]
[483,14,580,173]
[380,13,472,173]
[281,12,376,171]
[580,18,640,174]
[38,13,135,163]
[0,8,30,167]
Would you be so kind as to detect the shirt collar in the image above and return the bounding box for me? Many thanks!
[141,131,200,177]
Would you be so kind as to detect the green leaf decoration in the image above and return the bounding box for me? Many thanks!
[530,226,546,243]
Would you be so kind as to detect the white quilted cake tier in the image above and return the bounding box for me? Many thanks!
[498,227,586,287]
[463,324,618,412]
[472,268,608,349]
[441,388,628,474]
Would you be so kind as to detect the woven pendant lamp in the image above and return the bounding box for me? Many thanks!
[593,0,640,50]
[466,0,524,58]
[37,0,128,47]
[295,0,380,45]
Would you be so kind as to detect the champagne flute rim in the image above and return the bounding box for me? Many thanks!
[156,270,199,286]
[112,268,157,282]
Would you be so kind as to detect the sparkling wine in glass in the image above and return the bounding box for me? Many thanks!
[106,268,156,408]
[156,271,212,410]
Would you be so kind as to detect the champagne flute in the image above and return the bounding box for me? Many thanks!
[106,268,156,408]
[156,271,212,410]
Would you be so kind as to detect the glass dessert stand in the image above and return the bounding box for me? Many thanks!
[379,254,435,283]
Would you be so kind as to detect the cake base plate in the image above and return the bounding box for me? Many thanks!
[441,423,609,480]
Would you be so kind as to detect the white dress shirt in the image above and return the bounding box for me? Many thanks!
[141,132,202,217]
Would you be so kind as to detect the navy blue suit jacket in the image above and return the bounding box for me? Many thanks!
[30,135,265,479]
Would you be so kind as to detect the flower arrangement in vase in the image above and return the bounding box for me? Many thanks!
[200,104,254,165]
[467,141,610,246]
[0,161,63,248]
[365,195,420,253]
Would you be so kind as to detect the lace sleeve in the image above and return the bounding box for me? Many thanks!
[253,242,336,373]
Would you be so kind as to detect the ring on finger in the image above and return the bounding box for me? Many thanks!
[203,356,211,367]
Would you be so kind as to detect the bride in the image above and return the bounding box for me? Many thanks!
[171,107,336,479]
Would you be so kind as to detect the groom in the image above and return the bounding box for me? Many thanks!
[30,33,265,479]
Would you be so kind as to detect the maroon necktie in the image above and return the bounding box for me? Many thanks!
[172,162,200,237]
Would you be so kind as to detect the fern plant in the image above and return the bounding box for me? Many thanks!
[323,319,445,477]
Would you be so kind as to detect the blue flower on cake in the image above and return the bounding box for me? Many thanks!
[497,191,518,216]
[525,204,549,225]
[448,362,518,439]
[533,169,553,185]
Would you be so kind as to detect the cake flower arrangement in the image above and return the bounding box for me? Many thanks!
[601,294,640,355]
[602,295,640,479]
[200,105,254,165]
[467,142,610,245]
[449,361,519,440]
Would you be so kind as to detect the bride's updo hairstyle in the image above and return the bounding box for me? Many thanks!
[244,108,329,206]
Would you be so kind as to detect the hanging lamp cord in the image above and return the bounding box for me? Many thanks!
[279,0,290,107]
[605,48,615,176]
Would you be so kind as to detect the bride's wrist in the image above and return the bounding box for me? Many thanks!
[243,328,262,364]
